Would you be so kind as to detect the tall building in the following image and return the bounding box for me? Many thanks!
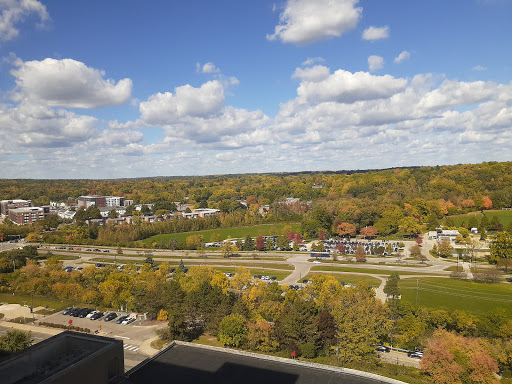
[0,199,31,216]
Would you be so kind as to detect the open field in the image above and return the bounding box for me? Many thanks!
[141,223,301,246]
[444,210,512,228]
[0,293,74,311]
[303,272,382,287]
[212,267,292,281]
[309,265,438,276]
[399,277,512,316]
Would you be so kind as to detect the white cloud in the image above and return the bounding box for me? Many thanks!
[368,55,384,72]
[140,80,225,125]
[139,80,269,148]
[296,69,407,104]
[11,58,132,108]
[292,65,330,82]
[362,26,389,41]
[394,50,410,63]
[472,65,487,71]
[301,57,325,66]
[196,62,221,74]
[0,102,97,150]
[267,0,362,45]
[0,0,49,41]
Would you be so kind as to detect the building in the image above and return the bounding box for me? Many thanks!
[0,331,124,384]
[125,341,398,384]
[0,336,402,384]
[8,206,50,225]
[182,208,220,219]
[0,199,31,216]
[78,195,125,208]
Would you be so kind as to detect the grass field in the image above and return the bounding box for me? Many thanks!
[303,272,382,287]
[142,223,301,245]
[399,277,512,315]
[0,293,74,311]
[309,265,438,276]
[444,210,512,228]
[211,267,291,281]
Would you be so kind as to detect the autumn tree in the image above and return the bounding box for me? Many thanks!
[333,283,389,364]
[421,329,498,384]
[355,245,366,263]
[337,222,356,238]
[438,240,454,258]
[255,236,265,251]
[360,226,378,238]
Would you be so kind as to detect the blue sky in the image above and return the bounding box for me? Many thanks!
[0,0,511,179]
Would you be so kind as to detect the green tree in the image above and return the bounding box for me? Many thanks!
[0,330,33,353]
[489,232,512,272]
[383,273,400,300]
[438,240,454,258]
[243,235,255,251]
[218,314,247,347]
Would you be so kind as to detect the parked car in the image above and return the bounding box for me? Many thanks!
[71,308,83,317]
[122,317,136,325]
[408,351,423,359]
[104,312,118,322]
[90,312,104,320]
[61,307,73,315]
[376,346,390,353]
[78,308,93,318]
[115,315,129,324]
[86,310,100,318]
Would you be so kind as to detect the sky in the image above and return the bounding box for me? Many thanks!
[0,0,511,179]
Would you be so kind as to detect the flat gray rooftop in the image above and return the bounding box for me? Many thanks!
[127,343,396,384]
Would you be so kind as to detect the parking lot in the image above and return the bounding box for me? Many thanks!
[37,310,164,370]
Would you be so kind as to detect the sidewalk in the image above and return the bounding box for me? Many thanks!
[0,320,62,336]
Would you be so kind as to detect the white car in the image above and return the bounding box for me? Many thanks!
[121,317,136,325]
[86,310,100,319]
[313,260,322,264]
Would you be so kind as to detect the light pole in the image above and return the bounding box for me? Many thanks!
[30,291,35,321]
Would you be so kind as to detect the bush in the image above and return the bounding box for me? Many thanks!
[300,342,316,358]
[473,269,500,283]
[450,271,467,279]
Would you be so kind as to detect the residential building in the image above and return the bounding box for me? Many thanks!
[182,208,220,219]
[8,206,50,225]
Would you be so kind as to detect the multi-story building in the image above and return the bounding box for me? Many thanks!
[78,195,125,208]
[0,199,31,216]
[8,206,50,225]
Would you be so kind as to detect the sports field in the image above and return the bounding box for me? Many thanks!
[399,277,512,315]
[142,223,301,246]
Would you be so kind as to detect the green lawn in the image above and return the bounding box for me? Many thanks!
[399,277,512,315]
[213,267,292,281]
[0,293,74,311]
[142,223,301,245]
[444,210,512,228]
[303,272,382,287]
[309,265,437,276]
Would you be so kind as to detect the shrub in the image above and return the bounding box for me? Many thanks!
[300,342,316,359]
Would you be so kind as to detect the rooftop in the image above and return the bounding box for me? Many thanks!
[126,342,402,384]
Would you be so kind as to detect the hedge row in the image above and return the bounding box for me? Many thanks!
[38,321,91,333]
